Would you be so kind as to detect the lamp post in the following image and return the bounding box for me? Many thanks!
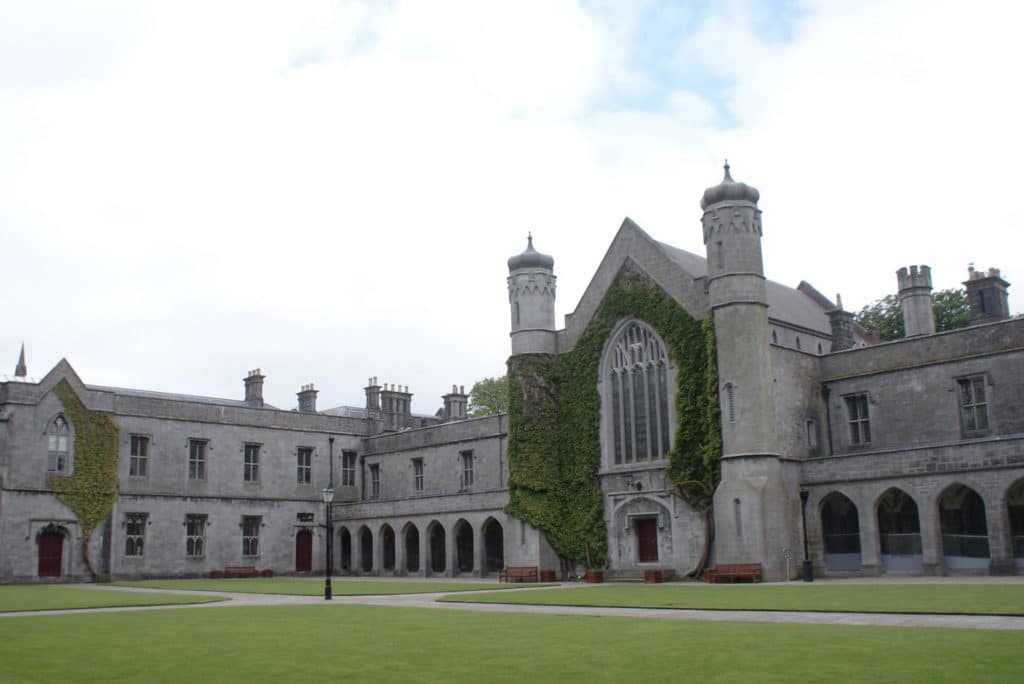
[799,489,813,582]
[323,437,335,600]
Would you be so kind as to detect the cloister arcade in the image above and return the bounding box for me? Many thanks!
[333,516,505,577]
[813,478,1024,575]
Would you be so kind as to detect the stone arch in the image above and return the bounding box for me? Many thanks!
[819,491,861,571]
[876,487,922,572]
[338,527,352,571]
[358,525,373,573]
[43,413,73,473]
[1007,478,1024,569]
[454,519,474,574]
[36,524,68,578]
[599,319,675,468]
[609,495,675,570]
[403,523,420,573]
[481,517,504,576]
[380,523,396,572]
[938,483,990,570]
[427,520,446,574]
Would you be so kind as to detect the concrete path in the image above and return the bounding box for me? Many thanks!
[3,580,1024,631]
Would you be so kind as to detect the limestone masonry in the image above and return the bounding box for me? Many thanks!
[2,165,1022,582]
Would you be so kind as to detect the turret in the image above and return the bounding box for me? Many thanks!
[964,266,1011,325]
[508,234,557,355]
[897,265,935,336]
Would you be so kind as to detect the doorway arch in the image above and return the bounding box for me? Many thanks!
[404,524,420,573]
[295,529,313,572]
[482,518,504,575]
[877,488,922,572]
[359,526,373,573]
[938,484,990,570]
[1008,479,1024,570]
[339,527,352,571]
[455,519,474,574]
[38,526,65,578]
[381,524,396,572]
[820,492,861,571]
[427,521,446,574]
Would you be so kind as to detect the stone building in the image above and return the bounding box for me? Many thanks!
[1,165,1021,582]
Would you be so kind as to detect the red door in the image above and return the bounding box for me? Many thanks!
[296,530,313,572]
[38,530,64,577]
[637,519,658,563]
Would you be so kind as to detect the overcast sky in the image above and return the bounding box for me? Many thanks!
[2,0,1022,413]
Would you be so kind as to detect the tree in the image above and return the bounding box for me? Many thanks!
[854,287,969,341]
[468,375,509,417]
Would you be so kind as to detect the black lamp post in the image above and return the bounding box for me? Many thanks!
[799,489,813,582]
[323,437,335,600]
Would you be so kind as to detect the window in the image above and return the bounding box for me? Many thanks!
[188,439,207,480]
[297,447,312,484]
[369,464,380,499]
[47,416,70,473]
[125,513,147,557]
[607,322,672,464]
[958,376,989,433]
[725,383,736,423]
[186,514,206,558]
[129,435,149,477]
[845,394,871,445]
[461,450,473,490]
[413,458,424,492]
[342,451,357,486]
[244,443,260,482]
[242,516,261,556]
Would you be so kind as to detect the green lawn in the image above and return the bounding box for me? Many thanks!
[114,577,552,596]
[0,585,223,612]
[440,583,1024,615]
[0,604,1017,682]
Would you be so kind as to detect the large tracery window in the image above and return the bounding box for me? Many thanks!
[607,322,672,464]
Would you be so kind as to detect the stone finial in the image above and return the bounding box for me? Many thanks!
[14,342,26,378]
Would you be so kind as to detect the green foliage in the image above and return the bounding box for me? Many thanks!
[48,380,120,580]
[506,266,721,568]
[468,375,509,417]
[854,287,970,341]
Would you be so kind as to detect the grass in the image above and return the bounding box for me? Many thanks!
[0,585,223,612]
[440,583,1024,615]
[0,603,1018,682]
[114,577,553,596]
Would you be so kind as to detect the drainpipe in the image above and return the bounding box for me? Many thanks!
[821,384,834,457]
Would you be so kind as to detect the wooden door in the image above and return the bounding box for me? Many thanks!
[637,518,658,563]
[38,530,63,577]
[295,529,313,572]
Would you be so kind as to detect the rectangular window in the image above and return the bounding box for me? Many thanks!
[342,451,357,487]
[129,435,149,477]
[958,376,990,433]
[413,458,424,492]
[845,394,871,445]
[188,439,207,480]
[186,514,206,558]
[297,447,313,484]
[242,516,261,556]
[125,513,147,557]
[244,443,260,483]
[370,464,380,499]
[461,450,474,490]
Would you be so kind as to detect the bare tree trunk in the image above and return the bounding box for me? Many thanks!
[687,506,715,579]
[81,532,98,582]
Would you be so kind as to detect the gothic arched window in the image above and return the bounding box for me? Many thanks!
[606,321,672,465]
[47,416,70,473]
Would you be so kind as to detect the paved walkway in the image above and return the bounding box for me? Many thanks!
[4,579,1024,630]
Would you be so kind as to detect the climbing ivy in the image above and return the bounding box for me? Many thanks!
[506,265,721,571]
[49,379,120,580]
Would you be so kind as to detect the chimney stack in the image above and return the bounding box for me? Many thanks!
[297,383,318,413]
[826,294,856,351]
[244,369,265,407]
[442,384,470,421]
[964,266,1011,325]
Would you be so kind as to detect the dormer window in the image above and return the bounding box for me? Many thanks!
[47,416,70,473]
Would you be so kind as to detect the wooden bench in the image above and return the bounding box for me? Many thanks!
[704,563,762,583]
[224,565,258,578]
[500,566,538,583]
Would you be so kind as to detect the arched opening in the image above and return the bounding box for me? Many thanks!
[381,524,396,572]
[428,521,446,574]
[47,416,71,473]
[359,526,373,573]
[404,524,420,573]
[295,529,313,572]
[939,484,990,570]
[339,527,351,571]
[1008,479,1024,569]
[454,519,474,574]
[877,488,922,571]
[820,492,861,571]
[483,518,504,575]
[38,526,65,578]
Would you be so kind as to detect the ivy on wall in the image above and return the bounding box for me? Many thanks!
[49,379,120,580]
[506,265,721,570]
